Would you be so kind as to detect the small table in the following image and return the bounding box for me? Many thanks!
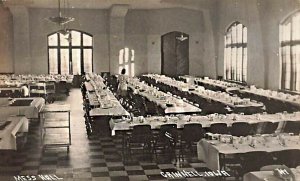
[41,103,71,152]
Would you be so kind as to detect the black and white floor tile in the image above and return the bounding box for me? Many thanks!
[0,89,214,181]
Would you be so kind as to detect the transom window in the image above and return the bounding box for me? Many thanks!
[280,11,300,92]
[224,22,247,82]
[48,30,93,75]
[119,47,135,77]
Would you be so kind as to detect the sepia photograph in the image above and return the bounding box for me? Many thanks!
[0,0,300,180]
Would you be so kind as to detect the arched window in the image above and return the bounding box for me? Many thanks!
[48,30,93,75]
[224,22,247,82]
[280,11,300,92]
[119,47,135,77]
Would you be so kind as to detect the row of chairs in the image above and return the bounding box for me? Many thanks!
[80,80,94,137]
[0,89,23,98]
[207,121,300,136]
[122,123,204,162]
[233,90,300,114]
[140,76,234,115]
[117,86,166,117]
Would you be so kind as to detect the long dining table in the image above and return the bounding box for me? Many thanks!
[109,112,300,136]
[141,74,264,114]
[197,135,300,171]
[234,87,300,113]
[243,168,300,181]
[127,78,202,115]
[84,75,129,117]
[0,97,45,119]
[178,75,242,92]
[0,74,73,96]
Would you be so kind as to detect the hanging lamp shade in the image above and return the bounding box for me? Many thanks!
[47,0,74,26]
[48,15,74,25]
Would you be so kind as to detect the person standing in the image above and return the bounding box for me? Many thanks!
[117,68,128,98]
[21,84,29,97]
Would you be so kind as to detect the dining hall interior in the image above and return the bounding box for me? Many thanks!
[0,0,300,180]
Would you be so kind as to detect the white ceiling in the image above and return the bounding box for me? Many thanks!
[3,0,215,10]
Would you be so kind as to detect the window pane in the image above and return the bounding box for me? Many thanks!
[242,47,247,81]
[231,25,237,44]
[83,34,92,46]
[231,48,237,80]
[237,24,243,43]
[131,63,135,77]
[243,27,247,43]
[226,47,232,80]
[237,47,243,81]
[296,46,300,91]
[224,38,227,79]
[60,33,69,46]
[84,49,93,73]
[124,48,129,63]
[49,49,58,74]
[131,49,135,61]
[119,49,124,64]
[226,32,232,45]
[283,23,291,42]
[60,49,70,75]
[72,49,81,75]
[292,14,300,40]
[71,31,81,46]
[285,46,291,89]
[291,46,297,90]
[48,34,58,46]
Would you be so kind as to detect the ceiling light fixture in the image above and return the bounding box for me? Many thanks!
[176,33,188,41]
[47,0,74,26]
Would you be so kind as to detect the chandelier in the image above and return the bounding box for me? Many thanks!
[47,0,74,26]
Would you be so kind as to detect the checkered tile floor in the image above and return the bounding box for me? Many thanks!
[0,89,215,181]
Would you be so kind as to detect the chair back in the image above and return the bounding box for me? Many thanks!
[159,124,177,140]
[241,151,273,173]
[209,123,229,134]
[282,121,300,134]
[132,125,152,136]
[131,125,152,143]
[231,122,252,136]
[182,123,204,143]
[261,122,279,134]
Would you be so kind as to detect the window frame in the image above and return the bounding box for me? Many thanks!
[47,29,93,75]
[224,21,247,83]
[118,47,135,77]
[280,11,300,92]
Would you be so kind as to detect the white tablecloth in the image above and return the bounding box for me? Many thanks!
[127,79,201,114]
[0,116,28,150]
[241,89,300,107]
[197,136,300,171]
[110,113,300,136]
[243,168,300,181]
[89,106,130,117]
[0,97,45,119]
[143,74,263,110]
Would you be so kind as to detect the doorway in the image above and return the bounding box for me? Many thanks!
[161,31,189,77]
